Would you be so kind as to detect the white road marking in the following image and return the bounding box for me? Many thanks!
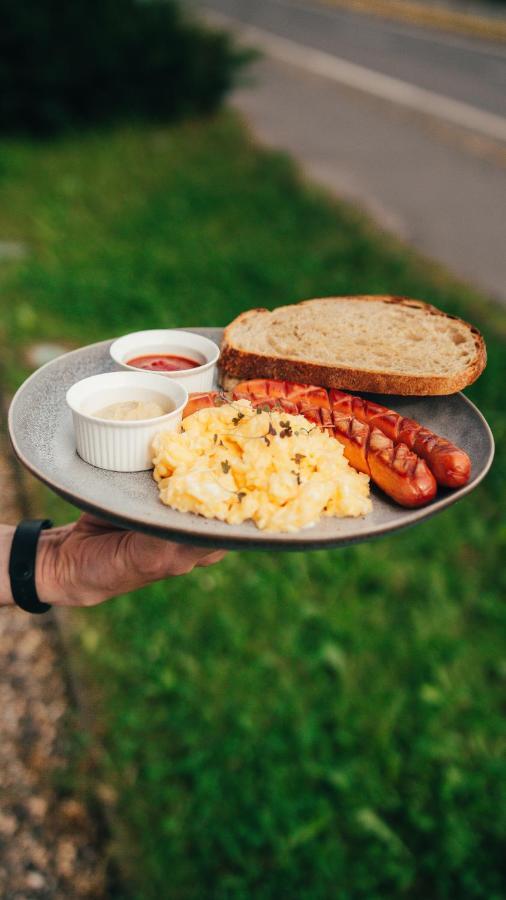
[204,9,506,143]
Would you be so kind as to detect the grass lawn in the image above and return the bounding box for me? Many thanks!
[0,113,505,899]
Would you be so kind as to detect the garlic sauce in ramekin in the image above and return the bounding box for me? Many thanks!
[66,371,188,471]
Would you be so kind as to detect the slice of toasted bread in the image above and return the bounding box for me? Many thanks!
[219,296,486,395]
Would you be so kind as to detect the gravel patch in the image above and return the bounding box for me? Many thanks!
[0,433,109,898]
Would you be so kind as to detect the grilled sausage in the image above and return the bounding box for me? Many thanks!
[329,390,471,487]
[286,402,436,507]
[183,391,221,418]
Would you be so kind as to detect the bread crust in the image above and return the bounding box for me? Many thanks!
[220,296,487,396]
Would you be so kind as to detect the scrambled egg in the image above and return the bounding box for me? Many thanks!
[152,400,371,532]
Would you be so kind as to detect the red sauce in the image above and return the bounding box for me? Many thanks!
[127,353,200,372]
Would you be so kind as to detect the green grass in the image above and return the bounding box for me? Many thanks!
[1,114,505,899]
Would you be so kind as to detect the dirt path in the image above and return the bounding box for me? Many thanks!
[0,429,109,897]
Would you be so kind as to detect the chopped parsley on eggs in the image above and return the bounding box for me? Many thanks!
[152,400,371,532]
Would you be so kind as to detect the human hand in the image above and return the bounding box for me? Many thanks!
[34,514,226,607]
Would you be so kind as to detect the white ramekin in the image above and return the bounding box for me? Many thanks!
[109,329,220,393]
[66,371,188,472]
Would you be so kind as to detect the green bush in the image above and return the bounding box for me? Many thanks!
[0,0,245,135]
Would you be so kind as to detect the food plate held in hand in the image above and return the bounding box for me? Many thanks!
[8,297,494,550]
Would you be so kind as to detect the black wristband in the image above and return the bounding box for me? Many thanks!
[9,519,53,614]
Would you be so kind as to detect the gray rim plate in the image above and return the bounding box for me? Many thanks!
[8,328,495,551]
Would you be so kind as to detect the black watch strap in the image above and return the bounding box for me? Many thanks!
[9,519,53,614]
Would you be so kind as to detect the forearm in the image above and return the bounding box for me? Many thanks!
[0,526,15,606]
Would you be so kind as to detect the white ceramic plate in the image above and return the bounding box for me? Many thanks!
[8,328,495,550]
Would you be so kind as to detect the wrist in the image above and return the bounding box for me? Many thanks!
[35,529,70,607]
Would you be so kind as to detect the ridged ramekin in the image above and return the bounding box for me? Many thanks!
[109,329,220,393]
[66,371,188,471]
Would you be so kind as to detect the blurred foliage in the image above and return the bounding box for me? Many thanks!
[0,115,504,898]
[0,0,247,135]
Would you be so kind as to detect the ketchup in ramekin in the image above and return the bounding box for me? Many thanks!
[127,354,199,372]
[110,330,219,393]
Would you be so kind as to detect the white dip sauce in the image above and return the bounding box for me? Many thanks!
[93,400,168,421]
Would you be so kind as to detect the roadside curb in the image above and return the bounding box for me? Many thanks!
[322,0,506,42]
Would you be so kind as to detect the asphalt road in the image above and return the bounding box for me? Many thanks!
[190,0,506,302]
[201,0,506,115]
